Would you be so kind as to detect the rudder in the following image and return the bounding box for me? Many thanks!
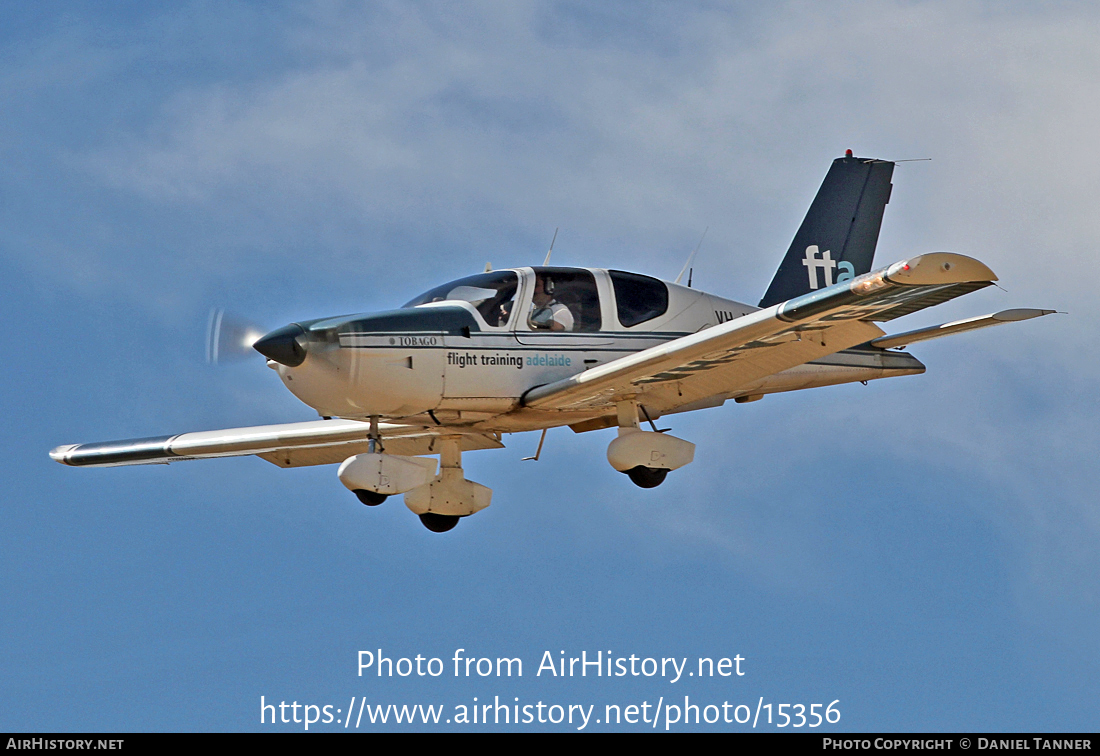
[759,153,895,307]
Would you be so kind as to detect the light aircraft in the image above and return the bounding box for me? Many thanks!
[51,152,1053,532]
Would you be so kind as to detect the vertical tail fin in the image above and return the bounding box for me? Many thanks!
[758,153,895,307]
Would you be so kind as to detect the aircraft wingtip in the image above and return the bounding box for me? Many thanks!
[49,445,77,464]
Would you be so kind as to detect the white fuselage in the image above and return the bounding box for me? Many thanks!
[268,267,922,432]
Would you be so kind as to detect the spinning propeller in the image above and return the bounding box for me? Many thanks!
[205,308,268,364]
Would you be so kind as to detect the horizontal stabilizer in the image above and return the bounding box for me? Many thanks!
[870,309,1056,350]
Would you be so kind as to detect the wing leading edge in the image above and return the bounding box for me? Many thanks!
[50,418,503,469]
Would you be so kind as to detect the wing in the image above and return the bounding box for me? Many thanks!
[50,418,503,469]
[524,253,998,413]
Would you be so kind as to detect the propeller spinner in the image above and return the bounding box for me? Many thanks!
[252,323,308,367]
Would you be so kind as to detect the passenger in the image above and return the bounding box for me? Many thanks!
[528,275,574,331]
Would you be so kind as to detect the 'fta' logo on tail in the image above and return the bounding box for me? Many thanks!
[802,245,855,290]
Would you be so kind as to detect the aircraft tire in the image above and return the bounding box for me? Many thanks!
[625,466,668,489]
[419,513,460,533]
[353,489,388,506]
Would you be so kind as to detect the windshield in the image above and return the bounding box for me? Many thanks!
[402,271,519,327]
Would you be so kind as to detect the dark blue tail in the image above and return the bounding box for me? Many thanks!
[759,154,895,307]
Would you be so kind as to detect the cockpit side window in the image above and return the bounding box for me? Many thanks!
[529,267,602,332]
[609,270,669,328]
[403,271,519,327]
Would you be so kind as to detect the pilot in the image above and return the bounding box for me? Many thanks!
[528,275,574,331]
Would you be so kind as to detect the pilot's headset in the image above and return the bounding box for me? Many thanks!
[543,276,555,296]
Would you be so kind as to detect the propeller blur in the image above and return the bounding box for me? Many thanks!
[205,308,267,365]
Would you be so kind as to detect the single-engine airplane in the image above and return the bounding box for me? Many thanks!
[51,152,1054,532]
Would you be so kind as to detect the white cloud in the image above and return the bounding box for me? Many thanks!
[66,4,1094,296]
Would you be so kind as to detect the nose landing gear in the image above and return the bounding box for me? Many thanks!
[404,438,491,533]
[418,513,460,532]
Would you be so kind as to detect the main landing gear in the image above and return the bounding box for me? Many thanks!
[607,400,695,489]
[353,489,388,506]
[625,465,668,489]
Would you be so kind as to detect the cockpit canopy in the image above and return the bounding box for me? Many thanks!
[528,267,601,332]
[402,271,519,327]
[403,267,670,332]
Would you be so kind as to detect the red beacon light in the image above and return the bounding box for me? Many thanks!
[845,149,853,157]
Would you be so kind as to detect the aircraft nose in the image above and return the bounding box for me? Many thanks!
[253,323,308,367]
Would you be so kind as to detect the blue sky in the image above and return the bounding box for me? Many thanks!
[3,1,1097,732]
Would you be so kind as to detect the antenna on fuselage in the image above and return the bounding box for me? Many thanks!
[542,227,559,266]
[675,227,708,285]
